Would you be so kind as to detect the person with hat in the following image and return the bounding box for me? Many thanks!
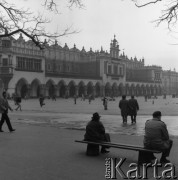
[119,95,129,123]
[128,95,139,124]
[143,111,173,163]
[84,112,110,154]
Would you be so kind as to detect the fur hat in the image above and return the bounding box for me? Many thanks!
[92,112,101,120]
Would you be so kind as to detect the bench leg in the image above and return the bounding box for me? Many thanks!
[86,144,99,156]
[138,151,155,165]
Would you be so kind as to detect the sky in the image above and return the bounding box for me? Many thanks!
[14,0,178,70]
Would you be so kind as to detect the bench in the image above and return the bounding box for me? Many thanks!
[75,140,161,164]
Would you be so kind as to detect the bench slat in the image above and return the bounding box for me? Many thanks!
[75,140,161,153]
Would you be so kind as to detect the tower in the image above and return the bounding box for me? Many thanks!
[110,35,120,59]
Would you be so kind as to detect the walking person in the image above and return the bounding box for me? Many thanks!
[0,91,15,132]
[128,95,139,124]
[143,111,173,163]
[52,95,56,101]
[119,95,129,124]
[102,97,108,110]
[74,94,77,104]
[15,96,22,111]
[39,95,45,109]
[88,94,92,104]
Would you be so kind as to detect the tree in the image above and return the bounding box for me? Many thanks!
[133,0,178,30]
[0,0,83,49]
[1,0,178,49]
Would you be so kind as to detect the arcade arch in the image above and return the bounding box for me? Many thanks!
[46,80,56,97]
[130,84,135,96]
[78,81,85,97]
[135,84,140,96]
[105,82,111,97]
[58,80,66,98]
[118,83,124,96]
[125,84,130,96]
[87,82,93,96]
[112,83,118,97]
[95,82,101,97]
[31,79,41,98]
[68,81,76,97]
[16,78,29,98]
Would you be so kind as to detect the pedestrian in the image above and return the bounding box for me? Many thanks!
[39,95,45,108]
[81,94,85,101]
[102,97,108,110]
[119,95,129,123]
[15,96,22,111]
[74,95,77,104]
[88,94,92,104]
[128,95,139,124]
[143,111,173,163]
[0,91,15,132]
[84,112,111,155]
[52,95,56,101]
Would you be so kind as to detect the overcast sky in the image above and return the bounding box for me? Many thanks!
[16,0,178,71]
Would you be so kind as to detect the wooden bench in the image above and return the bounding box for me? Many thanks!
[75,140,161,164]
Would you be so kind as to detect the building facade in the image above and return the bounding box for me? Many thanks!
[162,70,178,95]
[0,34,166,98]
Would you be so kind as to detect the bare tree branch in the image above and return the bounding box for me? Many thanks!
[0,0,82,49]
[135,0,162,7]
[134,0,178,31]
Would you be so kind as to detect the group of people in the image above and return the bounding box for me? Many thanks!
[84,111,173,163]
[0,91,173,164]
[119,95,139,124]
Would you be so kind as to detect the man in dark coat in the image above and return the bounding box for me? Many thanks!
[84,112,110,153]
[128,95,139,124]
[0,91,15,132]
[119,95,129,123]
[144,111,173,163]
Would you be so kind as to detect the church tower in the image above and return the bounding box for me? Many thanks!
[110,35,120,59]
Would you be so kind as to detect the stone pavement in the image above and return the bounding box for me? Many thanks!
[0,122,177,180]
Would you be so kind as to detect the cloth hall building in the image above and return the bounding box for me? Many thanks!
[0,34,165,98]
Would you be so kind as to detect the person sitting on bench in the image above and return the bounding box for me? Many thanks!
[84,112,110,154]
[143,111,173,163]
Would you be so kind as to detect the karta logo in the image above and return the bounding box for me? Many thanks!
[105,158,177,179]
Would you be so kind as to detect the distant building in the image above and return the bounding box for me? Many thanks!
[162,70,178,95]
[0,34,167,98]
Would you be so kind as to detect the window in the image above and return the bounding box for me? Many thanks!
[120,67,122,75]
[108,65,112,74]
[26,59,33,70]
[58,65,61,72]
[67,65,70,72]
[2,40,11,48]
[17,57,25,69]
[47,64,51,71]
[34,60,41,71]
[16,56,42,71]
[2,58,8,66]
[114,65,118,75]
[75,66,79,73]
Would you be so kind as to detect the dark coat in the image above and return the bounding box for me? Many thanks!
[144,118,171,150]
[119,99,129,116]
[128,98,139,116]
[0,97,11,113]
[84,120,106,142]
